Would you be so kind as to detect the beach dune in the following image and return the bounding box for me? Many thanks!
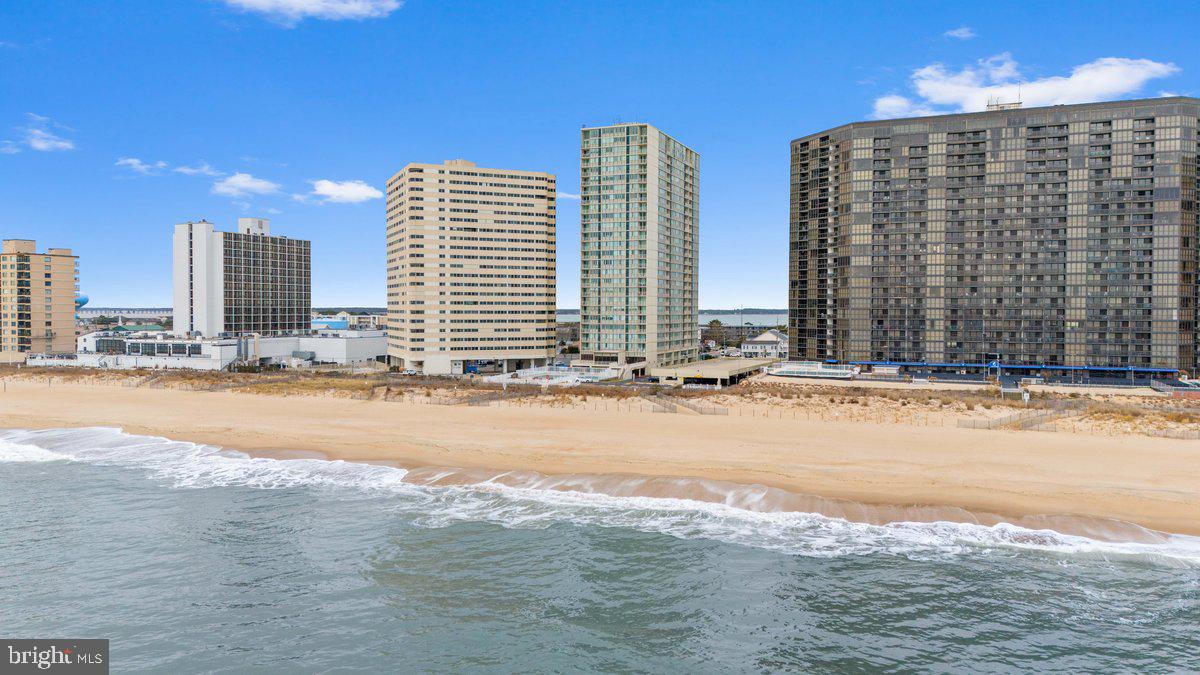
[2,380,1198,536]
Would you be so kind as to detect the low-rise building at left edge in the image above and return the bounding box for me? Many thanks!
[1,239,79,362]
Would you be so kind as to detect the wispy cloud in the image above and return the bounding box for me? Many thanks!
[221,0,403,26]
[556,191,580,200]
[114,159,282,206]
[944,26,975,40]
[872,53,1180,119]
[6,113,76,152]
[115,157,168,175]
[213,172,281,198]
[26,128,74,151]
[294,179,383,204]
[174,161,223,177]
[113,157,226,178]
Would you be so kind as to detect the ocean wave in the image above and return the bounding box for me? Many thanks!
[0,438,70,463]
[2,427,1198,566]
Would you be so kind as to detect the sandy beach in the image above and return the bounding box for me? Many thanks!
[2,378,1198,536]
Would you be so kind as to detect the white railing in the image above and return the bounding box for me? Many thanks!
[1151,380,1200,393]
[767,362,859,379]
[486,364,622,386]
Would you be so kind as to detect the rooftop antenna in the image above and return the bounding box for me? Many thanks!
[985,92,1024,111]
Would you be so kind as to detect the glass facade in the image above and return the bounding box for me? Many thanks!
[790,97,1199,377]
[580,123,699,367]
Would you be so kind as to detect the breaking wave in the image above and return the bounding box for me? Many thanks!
[3,427,1198,566]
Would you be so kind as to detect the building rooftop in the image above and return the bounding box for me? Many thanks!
[650,357,778,380]
[580,122,699,155]
[85,328,384,343]
[791,95,1200,143]
[2,239,76,256]
[743,329,788,344]
[388,159,554,182]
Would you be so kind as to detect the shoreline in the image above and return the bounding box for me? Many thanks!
[4,427,1188,547]
[2,380,1198,536]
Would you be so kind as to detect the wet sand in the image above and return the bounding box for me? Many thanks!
[2,380,1198,535]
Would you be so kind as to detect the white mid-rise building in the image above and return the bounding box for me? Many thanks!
[173,218,311,337]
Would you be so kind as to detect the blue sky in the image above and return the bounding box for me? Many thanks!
[1,0,1196,309]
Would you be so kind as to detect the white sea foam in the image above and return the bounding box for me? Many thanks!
[0,438,70,463]
[3,427,1198,566]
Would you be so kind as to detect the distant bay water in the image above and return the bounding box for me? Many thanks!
[110,307,789,329]
[2,428,1198,672]
[556,311,786,327]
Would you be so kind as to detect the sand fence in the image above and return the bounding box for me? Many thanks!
[957,400,1087,430]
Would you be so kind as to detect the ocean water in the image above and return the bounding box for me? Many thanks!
[1,428,1197,673]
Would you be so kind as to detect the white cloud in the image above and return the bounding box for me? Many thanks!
[26,129,74,151]
[212,172,281,198]
[0,141,19,155]
[556,191,580,200]
[871,94,939,119]
[221,0,402,25]
[19,113,75,151]
[872,53,1180,119]
[115,157,168,175]
[304,179,383,204]
[174,161,223,177]
[944,27,975,40]
[111,158,226,178]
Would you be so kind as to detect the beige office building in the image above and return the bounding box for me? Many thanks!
[385,159,557,375]
[579,123,699,371]
[1,239,79,362]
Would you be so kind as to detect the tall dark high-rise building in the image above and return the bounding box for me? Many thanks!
[789,97,1199,378]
